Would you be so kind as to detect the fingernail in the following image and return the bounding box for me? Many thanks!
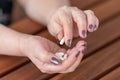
[82,47,87,55]
[67,39,72,47]
[89,24,97,31]
[82,43,87,47]
[75,51,81,58]
[93,25,97,31]
[82,30,87,38]
[50,57,60,65]
[89,24,94,30]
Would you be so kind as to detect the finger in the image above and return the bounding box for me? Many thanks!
[32,51,62,73]
[66,40,86,55]
[61,41,87,73]
[58,8,73,47]
[59,46,80,71]
[84,10,99,32]
[61,47,86,73]
[71,7,87,38]
[32,57,57,74]
[47,15,63,39]
[73,22,79,38]
[57,30,64,41]
[35,48,61,65]
[95,16,99,29]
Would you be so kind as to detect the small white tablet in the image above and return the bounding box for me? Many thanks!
[55,52,68,61]
[60,37,65,45]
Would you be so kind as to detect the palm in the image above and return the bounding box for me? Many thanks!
[35,36,62,53]
[22,36,64,63]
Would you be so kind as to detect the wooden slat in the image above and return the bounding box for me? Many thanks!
[0,56,28,77]
[70,0,107,9]
[1,13,120,80]
[1,63,52,80]
[100,67,120,80]
[0,0,119,78]
[50,41,120,80]
[9,18,45,34]
[72,0,120,24]
[91,0,120,23]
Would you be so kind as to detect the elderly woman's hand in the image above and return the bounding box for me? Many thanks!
[47,6,99,47]
[19,35,86,73]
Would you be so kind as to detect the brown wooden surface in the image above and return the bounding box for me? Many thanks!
[0,0,120,80]
[10,18,45,34]
[100,67,120,80]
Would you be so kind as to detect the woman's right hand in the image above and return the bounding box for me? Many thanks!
[19,35,86,73]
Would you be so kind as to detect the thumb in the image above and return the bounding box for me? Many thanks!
[48,53,61,65]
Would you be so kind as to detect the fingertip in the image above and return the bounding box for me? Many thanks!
[56,31,64,41]
[82,30,87,38]
[88,24,97,32]
[66,39,72,47]
[64,35,73,47]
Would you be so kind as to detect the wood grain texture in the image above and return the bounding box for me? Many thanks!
[9,18,45,34]
[70,0,107,9]
[0,56,28,77]
[1,63,53,80]
[100,67,120,80]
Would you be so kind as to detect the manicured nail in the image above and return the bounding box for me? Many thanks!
[67,39,72,47]
[89,24,94,30]
[93,25,97,31]
[82,47,87,55]
[82,30,87,38]
[89,24,97,31]
[50,57,60,65]
[82,43,87,47]
[75,51,81,58]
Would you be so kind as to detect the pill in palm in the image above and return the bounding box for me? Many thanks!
[55,52,64,58]
[55,52,68,60]
[60,38,65,45]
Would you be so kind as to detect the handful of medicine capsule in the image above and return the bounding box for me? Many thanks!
[55,52,68,60]
[55,37,68,60]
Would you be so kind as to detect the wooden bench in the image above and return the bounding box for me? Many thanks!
[0,0,120,80]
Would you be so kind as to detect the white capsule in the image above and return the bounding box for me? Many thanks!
[55,52,64,59]
[63,54,68,60]
[55,52,68,61]
[60,38,65,45]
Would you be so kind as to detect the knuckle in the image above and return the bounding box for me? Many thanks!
[87,10,94,15]
[61,6,69,10]
[58,9,65,17]
[72,7,79,11]
[65,18,72,25]
[65,33,72,38]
